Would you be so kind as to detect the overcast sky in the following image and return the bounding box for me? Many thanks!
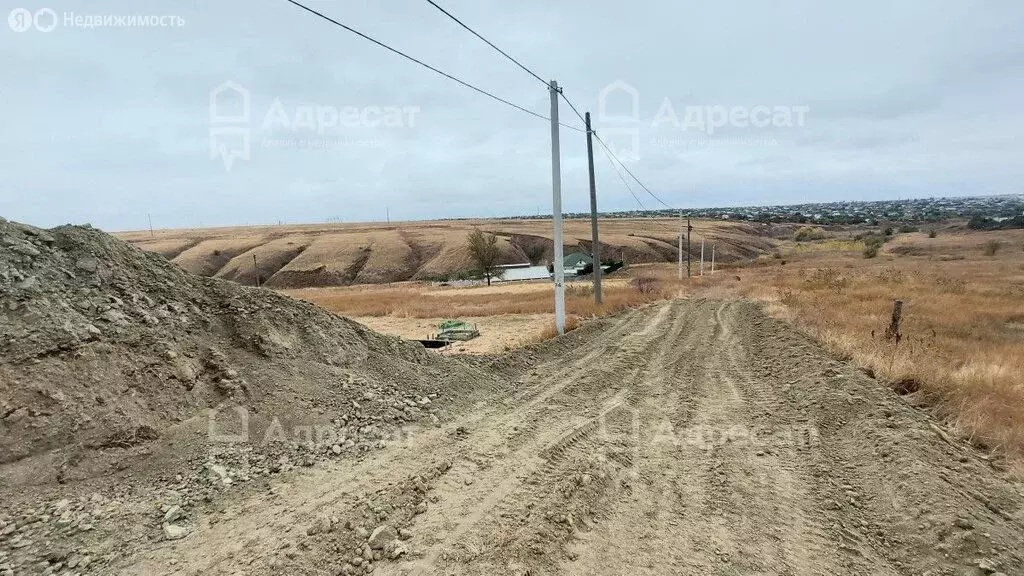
[1,0,1022,231]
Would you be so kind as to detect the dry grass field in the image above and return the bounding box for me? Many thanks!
[117,218,779,288]
[284,276,670,354]
[666,227,1024,468]
[287,224,1024,469]
[284,276,666,318]
[125,217,1024,467]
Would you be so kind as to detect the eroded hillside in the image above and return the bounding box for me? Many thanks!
[118,219,782,288]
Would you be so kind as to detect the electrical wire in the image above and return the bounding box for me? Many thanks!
[424,0,548,88]
[594,133,687,238]
[420,0,678,218]
[559,92,588,127]
[282,0,584,132]
[589,130,675,208]
[286,0,685,218]
[420,0,593,131]
[597,138,646,210]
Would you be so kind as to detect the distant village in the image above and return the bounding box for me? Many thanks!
[545,194,1024,226]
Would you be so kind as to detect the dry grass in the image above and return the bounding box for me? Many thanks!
[118,218,776,287]
[285,272,674,348]
[284,275,671,320]
[527,314,583,344]
[293,224,1024,468]
[657,229,1024,465]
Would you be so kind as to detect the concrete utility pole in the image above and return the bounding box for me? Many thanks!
[700,239,705,276]
[677,210,683,280]
[584,112,602,305]
[549,80,566,335]
[147,214,154,238]
[711,244,716,275]
[686,218,693,278]
[253,254,261,288]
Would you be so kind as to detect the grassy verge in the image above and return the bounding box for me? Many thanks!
[286,228,1024,470]
[657,230,1024,468]
[283,277,671,320]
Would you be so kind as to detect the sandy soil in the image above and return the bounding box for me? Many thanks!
[108,300,1023,575]
[353,314,553,354]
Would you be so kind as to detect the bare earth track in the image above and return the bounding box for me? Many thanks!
[121,300,1022,576]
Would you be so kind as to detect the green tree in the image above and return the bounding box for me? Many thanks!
[466,228,504,286]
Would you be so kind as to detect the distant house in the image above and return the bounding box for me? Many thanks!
[563,252,593,269]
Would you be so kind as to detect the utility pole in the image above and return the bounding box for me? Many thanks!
[385,206,390,224]
[700,239,705,276]
[253,254,261,288]
[711,244,716,275]
[147,213,154,238]
[677,210,683,280]
[686,218,692,278]
[548,80,566,335]
[584,112,602,305]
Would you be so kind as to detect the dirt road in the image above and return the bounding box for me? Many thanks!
[121,300,1021,575]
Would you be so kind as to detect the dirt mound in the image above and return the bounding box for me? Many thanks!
[0,218,481,468]
[0,218,528,575]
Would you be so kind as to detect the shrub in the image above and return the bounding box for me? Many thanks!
[794,226,827,242]
[897,225,919,234]
[928,229,937,238]
[861,233,886,259]
[631,275,660,294]
[807,268,849,292]
[565,283,594,297]
[982,240,1002,256]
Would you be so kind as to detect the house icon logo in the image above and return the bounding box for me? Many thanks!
[597,80,641,162]
[598,80,639,124]
[209,81,251,172]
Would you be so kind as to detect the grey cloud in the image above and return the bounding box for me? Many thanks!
[1,0,1022,229]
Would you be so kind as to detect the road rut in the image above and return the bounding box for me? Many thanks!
[124,300,1024,576]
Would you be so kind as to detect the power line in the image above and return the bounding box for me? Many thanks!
[597,138,646,210]
[559,91,587,125]
[424,0,548,88]
[420,0,593,131]
[596,138,685,237]
[589,130,675,208]
[282,0,583,132]
[286,0,681,222]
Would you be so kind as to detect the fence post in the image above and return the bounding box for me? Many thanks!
[884,299,903,344]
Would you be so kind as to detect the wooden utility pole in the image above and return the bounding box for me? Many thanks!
[148,213,154,237]
[677,210,683,280]
[253,254,261,288]
[686,218,692,278]
[700,239,705,276]
[885,299,903,343]
[584,112,602,305]
[548,80,566,335]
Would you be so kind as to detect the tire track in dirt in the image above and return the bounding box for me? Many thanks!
[119,299,1024,576]
[564,300,734,575]
[724,302,1024,575]
[706,301,894,575]
[124,303,670,575]
[387,305,683,575]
